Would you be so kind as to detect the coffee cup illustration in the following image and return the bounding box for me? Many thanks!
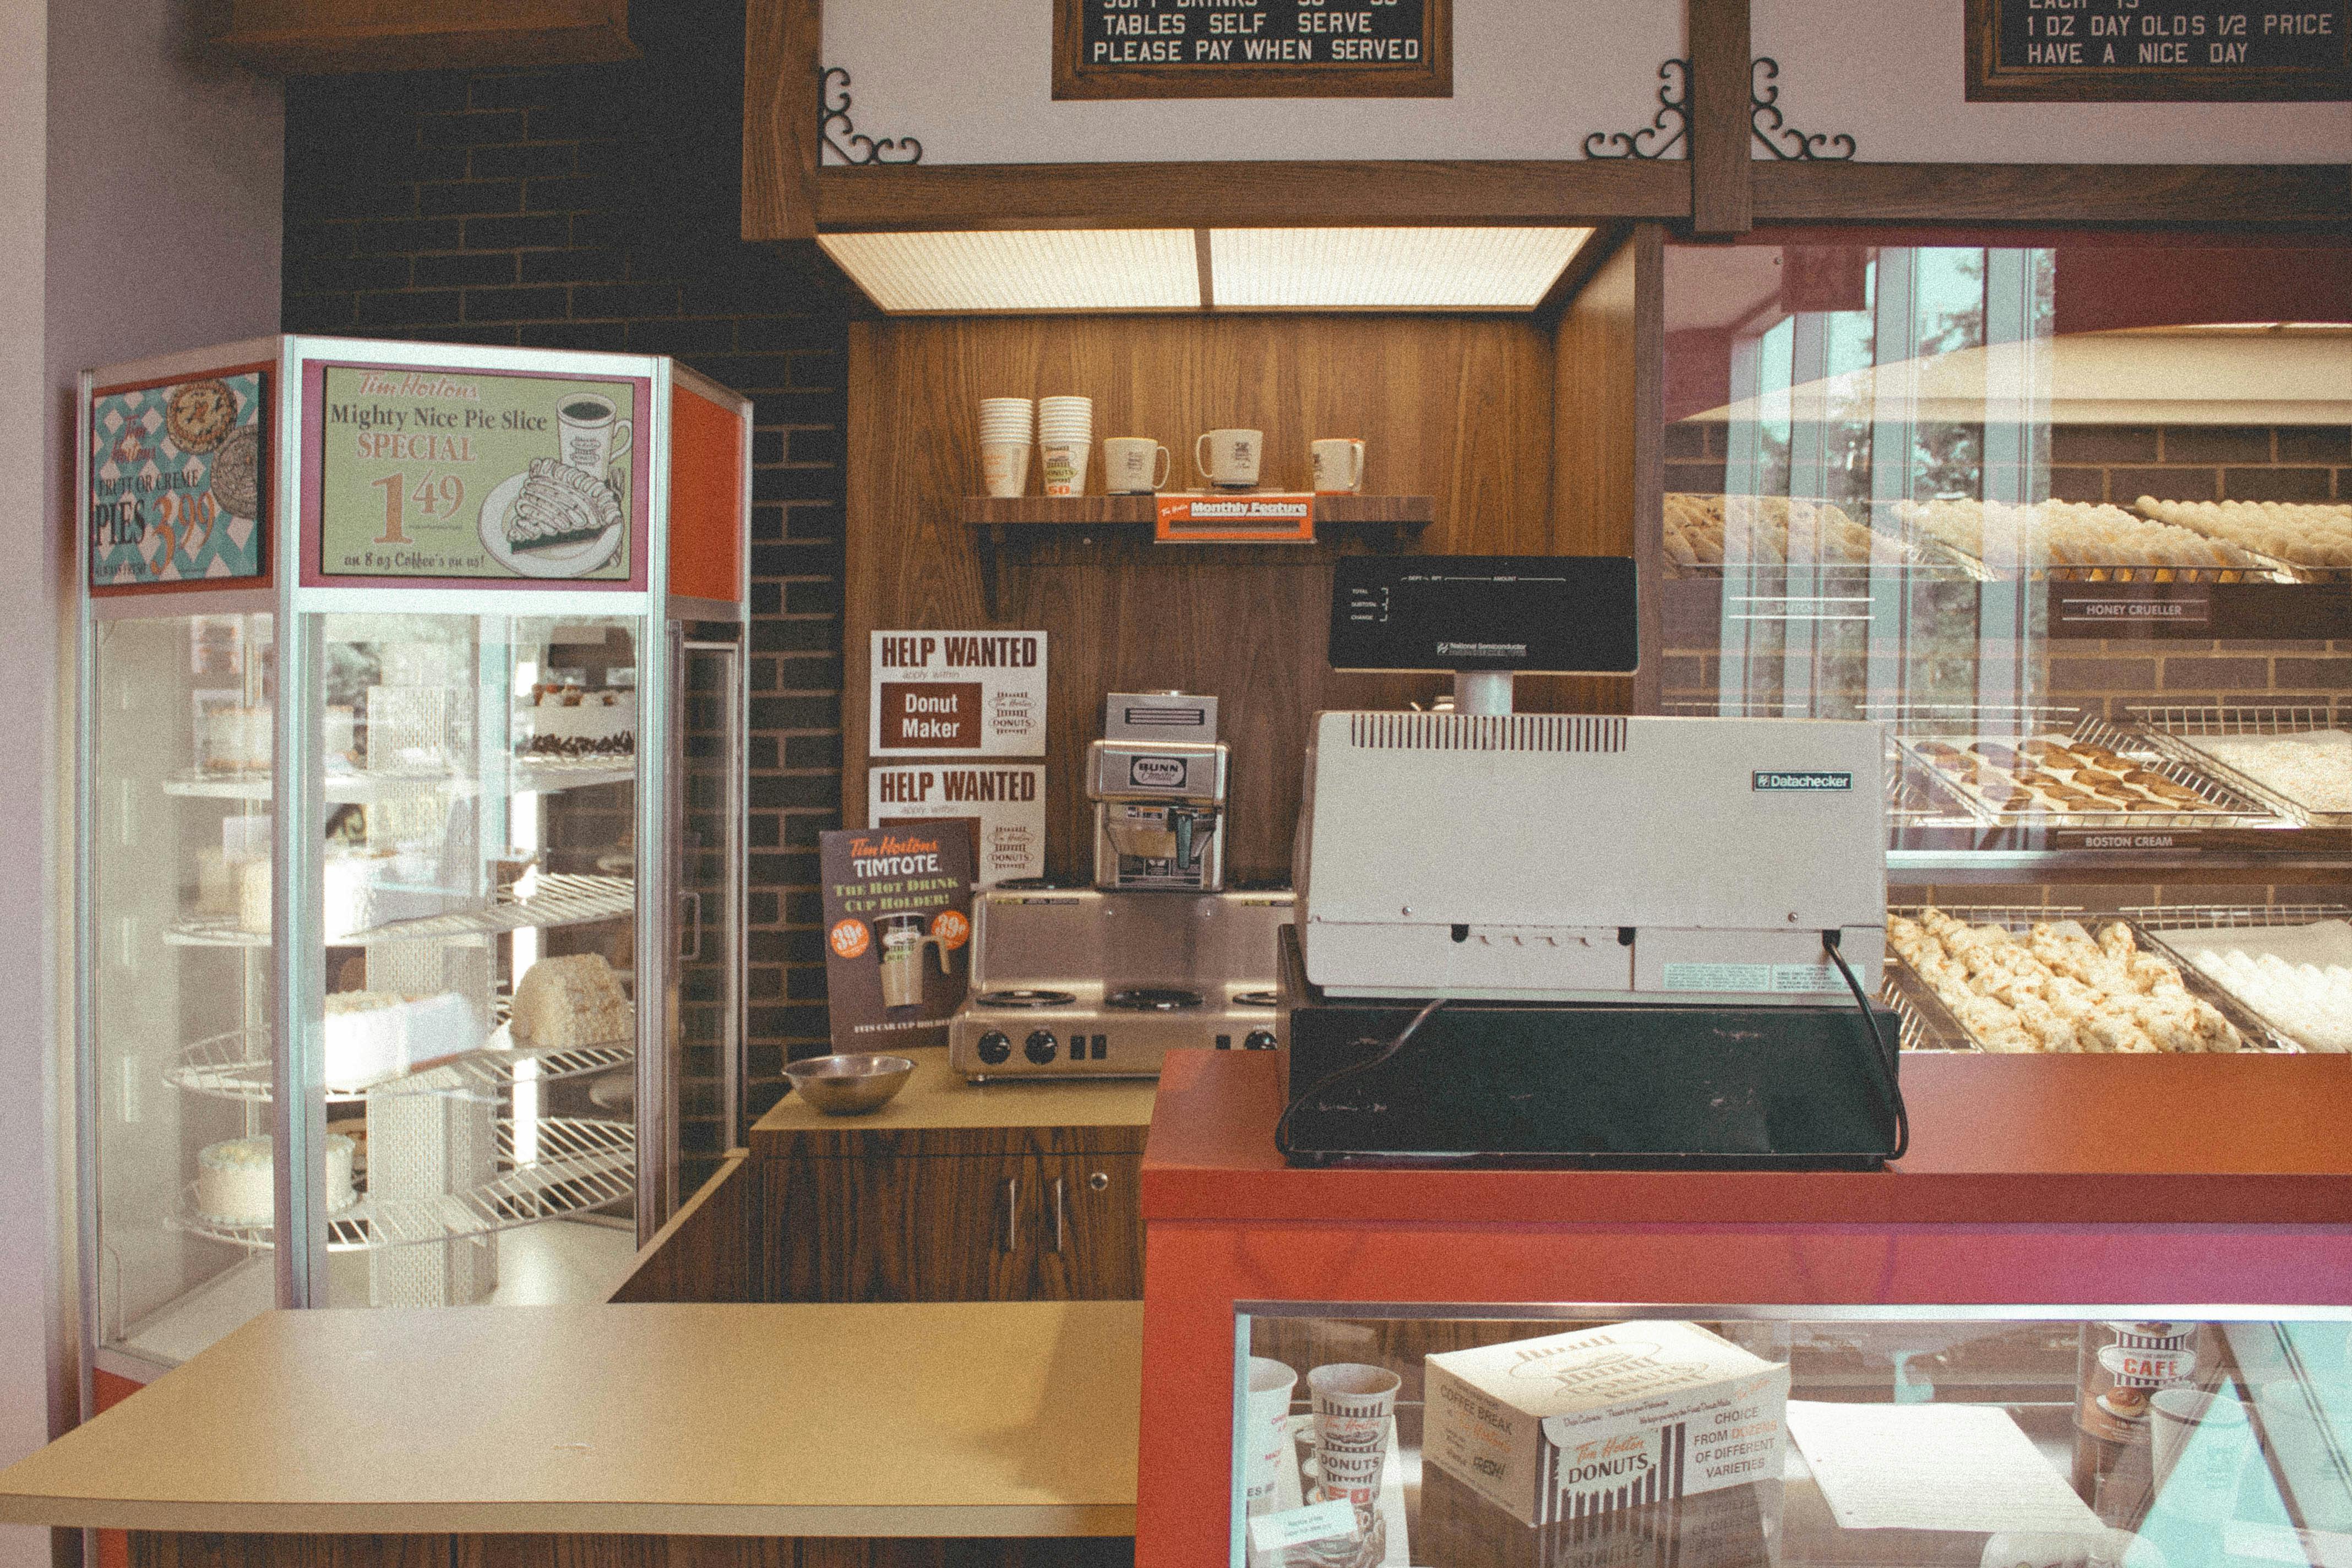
[877,912,952,1009]
[557,393,631,483]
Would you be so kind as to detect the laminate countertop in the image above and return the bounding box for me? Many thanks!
[0,1301,1141,1537]
[751,1046,1159,1156]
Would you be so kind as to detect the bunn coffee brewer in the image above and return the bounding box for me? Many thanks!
[1088,691,1230,893]
[1282,556,1906,1170]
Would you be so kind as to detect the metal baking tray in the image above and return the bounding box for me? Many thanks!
[2128,705,2352,830]
[1660,494,1985,581]
[2130,904,2351,1055]
[1894,714,2280,831]
[1886,906,2296,1055]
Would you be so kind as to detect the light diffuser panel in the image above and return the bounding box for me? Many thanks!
[817,230,1200,314]
[1210,227,1593,310]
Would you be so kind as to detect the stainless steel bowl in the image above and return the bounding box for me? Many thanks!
[783,1053,916,1115]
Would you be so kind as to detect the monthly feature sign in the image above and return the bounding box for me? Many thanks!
[868,764,1047,885]
[869,631,1047,757]
[1054,0,1450,99]
[89,372,268,587]
[1967,0,2349,100]
[316,366,639,581]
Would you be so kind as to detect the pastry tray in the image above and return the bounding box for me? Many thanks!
[2127,705,2352,830]
[1661,494,1988,581]
[1885,906,2297,1054]
[2128,905,2352,1055]
[1894,716,2279,831]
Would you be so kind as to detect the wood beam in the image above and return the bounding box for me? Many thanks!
[1754,162,2352,226]
[743,0,820,241]
[1687,0,1754,237]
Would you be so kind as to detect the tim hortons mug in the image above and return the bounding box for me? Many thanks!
[1194,428,1262,489]
[1102,438,1171,494]
[1311,438,1365,494]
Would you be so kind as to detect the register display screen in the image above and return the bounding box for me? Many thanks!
[1328,556,1640,673]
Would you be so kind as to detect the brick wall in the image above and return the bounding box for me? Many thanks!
[281,1,851,1133]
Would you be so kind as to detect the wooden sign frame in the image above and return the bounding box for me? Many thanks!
[1052,0,1451,101]
[1964,0,2351,102]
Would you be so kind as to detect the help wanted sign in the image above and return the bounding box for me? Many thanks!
[869,631,1046,758]
[868,764,1045,887]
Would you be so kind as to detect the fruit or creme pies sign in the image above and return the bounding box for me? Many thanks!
[868,631,1047,758]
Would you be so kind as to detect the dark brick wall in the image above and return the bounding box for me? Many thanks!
[281,2,852,1128]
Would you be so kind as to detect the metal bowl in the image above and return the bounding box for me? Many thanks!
[783,1053,916,1115]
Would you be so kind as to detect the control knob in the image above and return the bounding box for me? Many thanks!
[975,1031,1012,1066]
[1243,1030,1280,1051]
[1024,1030,1058,1065]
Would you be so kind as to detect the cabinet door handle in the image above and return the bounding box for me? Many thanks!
[999,1177,1019,1254]
[1050,1177,1067,1254]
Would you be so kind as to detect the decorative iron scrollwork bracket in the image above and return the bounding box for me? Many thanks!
[820,67,922,165]
[1750,58,1855,161]
[1585,58,1689,160]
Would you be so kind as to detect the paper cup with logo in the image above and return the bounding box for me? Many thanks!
[981,442,1030,498]
[1241,1357,1298,1515]
[1041,440,1090,497]
[1313,1441,1388,1509]
[2148,1389,2251,1520]
[1307,1363,1400,1447]
[2106,1321,2196,1352]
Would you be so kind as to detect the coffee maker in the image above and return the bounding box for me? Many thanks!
[1088,692,1229,893]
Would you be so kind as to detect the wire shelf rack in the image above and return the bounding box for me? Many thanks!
[2128,705,2352,830]
[164,1023,635,1105]
[165,874,633,949]
[167,1115,634,1253]
[2124,904,2352,1056]
[160,758,633,802]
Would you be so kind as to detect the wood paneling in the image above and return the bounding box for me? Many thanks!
[137,1537,1131,1568]
[132,1536,450,1568]
[1028,1152,1147,1302]
[220,0,634,73]
[607,1152,758,1303]
[846,314,1587,883]
[743,0,820,241]
[815,161,1690,232]
[1754,162,2352,226]
[1687,0,1754,237]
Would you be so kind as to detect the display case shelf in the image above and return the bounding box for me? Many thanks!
[166,873,634,948]
[167,1115,635,1253]
[164,1024,636,1104]
[159,758,635,802]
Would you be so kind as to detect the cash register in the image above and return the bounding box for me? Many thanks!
[1280,556,1905,1169]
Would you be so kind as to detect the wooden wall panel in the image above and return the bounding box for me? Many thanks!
[606,1152,758,1304]
[846,313,1602,884]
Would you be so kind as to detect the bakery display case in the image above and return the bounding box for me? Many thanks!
[76,337,749,1385]
[1226,1304,2352,1567]
[1658,234,2351,1053]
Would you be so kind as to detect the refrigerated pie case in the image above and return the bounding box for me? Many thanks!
[75,337,749,1388]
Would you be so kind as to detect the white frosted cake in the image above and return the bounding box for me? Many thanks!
[511,953,633,1047]
[237,848,443,940]
[195,1133,356,1228]
[323,991,480,1089]
[521,687,636,759]
[199,705,272,775]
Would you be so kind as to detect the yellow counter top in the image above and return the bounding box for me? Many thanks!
[0,1301,1140,1537]
[752,1046,1157,1148]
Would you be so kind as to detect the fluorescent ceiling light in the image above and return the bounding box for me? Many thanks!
[816,230,1199,314]
[1211,227,1592,310]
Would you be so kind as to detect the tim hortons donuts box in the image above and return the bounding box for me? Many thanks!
[1424,1321,1790,1528]
[1418,1462,1783,1568]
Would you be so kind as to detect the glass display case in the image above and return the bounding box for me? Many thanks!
[1658,233,2351,1055]
[1231,1303,2352,1567]
[76,337,749,1386]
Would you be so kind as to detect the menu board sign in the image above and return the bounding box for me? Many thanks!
[89,370,269,589]
[1967,0,2350,100]
[1054,0,1450,99]
[819,823,976,1052]
[311,364,644,584]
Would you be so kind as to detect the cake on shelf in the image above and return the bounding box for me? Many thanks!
[198,704,272,775]
[520,685,636,759]
[195,1133,356,1228]
[322,990,479,1090]
[510,952,632,1048]
[236,846,444,940]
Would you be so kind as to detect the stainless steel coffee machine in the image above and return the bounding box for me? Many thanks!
[1088,691,1229,892]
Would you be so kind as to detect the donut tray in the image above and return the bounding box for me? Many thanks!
[1894,715,2278,831]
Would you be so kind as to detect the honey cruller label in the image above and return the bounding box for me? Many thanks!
[1424,1321,1789,1527]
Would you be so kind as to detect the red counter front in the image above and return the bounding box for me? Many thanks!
[1134,1050,2352,1565]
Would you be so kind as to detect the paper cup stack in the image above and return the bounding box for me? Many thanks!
[979,398,1032,498]
[1038,396,1092,497]
[1305,1363,1400,1515]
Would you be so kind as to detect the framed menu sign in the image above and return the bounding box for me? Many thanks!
[1966,0,2350,101]
[1053,0,1450,100]
[88,368,270,590]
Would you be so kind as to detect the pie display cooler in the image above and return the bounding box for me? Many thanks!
[74,337,750,1390]
[1657,233,2352,1054]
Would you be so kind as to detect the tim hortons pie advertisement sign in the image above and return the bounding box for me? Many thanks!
[1054,0,1452,99]
[869,631,1048,758]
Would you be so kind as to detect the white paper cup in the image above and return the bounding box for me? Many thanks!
[2100,1342,2195,1389]
[1307,1362,1400,1446]
[2107,1322,2196,1351]
[981,441,1030,498]
[2148,1389,2251,1521]
[1313,1443,1386,1507]
[1243,1357,1297,1515]
[1041,441,1089,497]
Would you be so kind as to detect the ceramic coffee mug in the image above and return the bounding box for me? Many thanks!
[557,393,631,482]
[1311,438,1365,494]
[1194,428,1262,489]
[1102,438,1171,494]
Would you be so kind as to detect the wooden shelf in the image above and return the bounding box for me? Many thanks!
[960,494,1434,614]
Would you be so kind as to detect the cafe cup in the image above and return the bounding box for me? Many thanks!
[1313,1442,1387,1507]
[1041,441,1090,497]
[1243,1357,1298,1516]
[2148,1388,2252,1521]
[1195,428,1262,489]
[1307,1363,1400,1447]
[981,442,1031,499]
[1311,437,1365,494]
[1102,438,1171,494]
[877,913,950,1009]
[557,393,631,483]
